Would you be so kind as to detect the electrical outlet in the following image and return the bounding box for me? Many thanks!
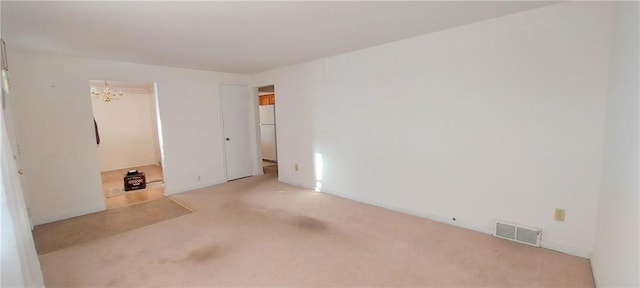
[554,208,566,221]
[295,163,299,171]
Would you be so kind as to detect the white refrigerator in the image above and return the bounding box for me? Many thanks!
[259,105,277,162]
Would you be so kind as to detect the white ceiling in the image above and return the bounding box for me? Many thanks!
[2,1,557,74]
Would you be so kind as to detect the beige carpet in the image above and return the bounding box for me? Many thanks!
[33,197,192,255]
[38,167,594,287]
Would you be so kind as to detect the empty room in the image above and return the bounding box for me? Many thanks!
[1,1,638,287]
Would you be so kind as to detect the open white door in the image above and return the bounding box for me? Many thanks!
[220,84,252,181]
[2,61,30,225]
[1,39,45,286]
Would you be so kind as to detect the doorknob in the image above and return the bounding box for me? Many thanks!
[18,169,23,175]
[226,138,230,141]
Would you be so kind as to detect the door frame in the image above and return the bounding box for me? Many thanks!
[254,85,278,174]
[89,80,165,207]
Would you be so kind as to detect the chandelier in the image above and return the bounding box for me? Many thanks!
[90,80,123,102]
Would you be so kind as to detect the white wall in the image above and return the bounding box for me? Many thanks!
[0,4,45,285]
[252,2,614,257]
[9,51,250,225]
[591,2,640,287]
[92,89,161,171]
[254,62,321,188]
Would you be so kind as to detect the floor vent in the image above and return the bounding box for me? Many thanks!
[493,220,541,247]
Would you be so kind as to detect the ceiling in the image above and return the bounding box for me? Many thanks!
[2,1,556,74]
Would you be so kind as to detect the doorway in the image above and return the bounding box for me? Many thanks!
[89,80,165,209]
[257,85,278,176]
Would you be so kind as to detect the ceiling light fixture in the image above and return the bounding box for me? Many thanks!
[90,80,123,102]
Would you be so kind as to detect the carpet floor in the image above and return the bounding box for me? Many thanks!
[33,197,192,255]
[38,167,594,287]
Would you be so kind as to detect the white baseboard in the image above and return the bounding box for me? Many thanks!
[31,205,106,226]
[320,188,590,259]
[277,178,313,190]
[320,188,493,235]
[165,179,227,195]
[541,240,591,259]
[421,212,495,235]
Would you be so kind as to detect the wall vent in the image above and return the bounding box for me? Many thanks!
[493,220,541,247]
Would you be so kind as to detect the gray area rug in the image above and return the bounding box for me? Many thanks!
[32,197,192,255]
